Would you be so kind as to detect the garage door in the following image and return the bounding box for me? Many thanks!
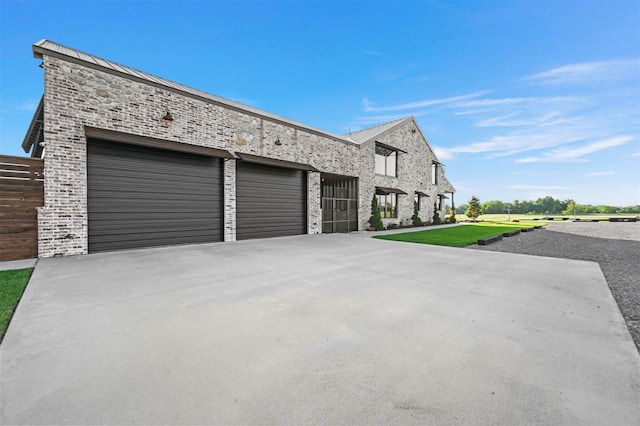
[236,162,307,240]
[87,139,223,252]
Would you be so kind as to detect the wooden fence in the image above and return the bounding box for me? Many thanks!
[0,155,44,261]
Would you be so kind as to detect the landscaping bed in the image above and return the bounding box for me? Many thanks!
[373,222,537,247]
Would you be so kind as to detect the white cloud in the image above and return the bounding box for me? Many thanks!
[456,97,536,108]
[432,146,454,161]
[508,184,573,191]
[456,96,583,109]
[454,109,491,116]
[515,135,633,163]
[474,111,583,128]
[0,99,40,114]
[632,152,640,157]
[363,91,488,113]
[585,171,615,177]
[522,58,640,86]
[444,124,596,158]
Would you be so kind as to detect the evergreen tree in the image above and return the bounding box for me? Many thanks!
[412,200,423,226]
[465,196,482,220]
[433,202,442,225]
[368,194,384,230]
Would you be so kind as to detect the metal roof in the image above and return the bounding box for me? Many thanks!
[32,39,356,146]
[346,117,412,144]
[375,186,408,195]
[376,141,407,154]
[22,96,44,158]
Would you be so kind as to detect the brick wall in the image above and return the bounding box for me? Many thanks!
[39,54,365,256]
[38,52,452,256]
[223,159,237,242]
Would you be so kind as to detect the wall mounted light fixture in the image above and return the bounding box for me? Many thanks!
[161,111,174,122]
[275,138,282,145]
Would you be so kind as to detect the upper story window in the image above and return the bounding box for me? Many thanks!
[375,144,398,177]
[432,161,439,185]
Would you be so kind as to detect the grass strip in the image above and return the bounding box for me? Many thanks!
[374,224,535,247]
[1,268,33,343]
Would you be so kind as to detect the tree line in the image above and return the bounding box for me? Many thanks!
[452,196,640,215]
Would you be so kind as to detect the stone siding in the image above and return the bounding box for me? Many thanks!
[365,120,452,227]
[307,172,321,234]
[223,159,237,242]
[37,52,452,256]
[39,55,363,256]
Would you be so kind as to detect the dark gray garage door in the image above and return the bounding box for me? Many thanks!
[87,139,223,252]
[236,162,307,240]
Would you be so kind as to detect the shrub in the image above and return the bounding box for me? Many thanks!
[368,194,384,230]
[447,212,457,224]
[433,212,442,225]
[412,200,424,226]
[433,202,442,225]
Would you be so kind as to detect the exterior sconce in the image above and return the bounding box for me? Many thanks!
[275,138,282,145]
[160,111,174,126]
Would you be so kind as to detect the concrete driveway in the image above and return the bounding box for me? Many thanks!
[2,234,639,425]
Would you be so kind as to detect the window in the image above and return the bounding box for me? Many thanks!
[414,193,420,211]
[375,144,397,177]
[377,193,397,218]
[432,162,438,185]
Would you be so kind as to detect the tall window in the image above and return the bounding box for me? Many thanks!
[414,193,420,211]
[376,145,397,177]
[432,162,438,185]
[377,193,397,218]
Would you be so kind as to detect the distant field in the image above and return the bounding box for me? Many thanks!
[454,213,638,222]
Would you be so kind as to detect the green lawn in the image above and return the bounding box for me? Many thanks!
[374,223,536,247]
[1,268,33,343]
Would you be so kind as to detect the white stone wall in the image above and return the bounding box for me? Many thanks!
[223,159,236,242]
[38,55,364,256]
[307,172,321,234]
[37,53,453,256]
[363,120,453,227]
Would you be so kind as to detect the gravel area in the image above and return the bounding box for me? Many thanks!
[468,222,640,351]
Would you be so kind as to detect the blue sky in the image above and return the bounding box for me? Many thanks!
[1,0,639,206]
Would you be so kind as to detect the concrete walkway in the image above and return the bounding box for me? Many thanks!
[0,258,38,271]
[1,234,639,424]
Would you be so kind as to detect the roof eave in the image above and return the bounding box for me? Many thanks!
[32,40,358,147]
[360,117,413,146]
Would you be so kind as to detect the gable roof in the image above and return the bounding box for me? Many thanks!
[345,117,412,144]
[32,39,356,146]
